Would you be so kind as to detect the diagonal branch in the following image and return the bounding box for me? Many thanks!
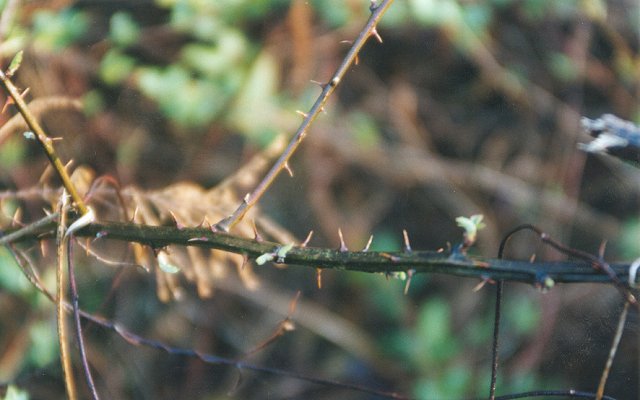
[0,70,89,214]
[215,0,395,231]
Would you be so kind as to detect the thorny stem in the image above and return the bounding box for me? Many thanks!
[0,69,89,215]
[68,239,101,400]
[502,224,637,307]
[5,235,619,400]
[2,217,639,286]
[216,0,395,231]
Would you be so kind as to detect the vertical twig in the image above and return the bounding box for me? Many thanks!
[56,192,78,400]
[0,69,88,214]
[489,280,503,400]
[216,0,395,231]
[68,239,101,400]
[596,301,629,400]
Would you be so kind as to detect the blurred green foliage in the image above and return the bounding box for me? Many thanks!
[0,0,637,398]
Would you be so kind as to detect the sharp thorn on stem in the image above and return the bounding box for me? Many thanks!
[404,269,415,295]
[240,254,249,270]
[1,97,13,113]
[130,206,139,222]
[362,235,373,252]
[338,228,348,252]
[310,79,324,88]
[296,110,308,118]
[301,230,314,247]
[370,27,383,43]
[283,162,294,177]
[168,210,184,230]
[316,268,322,289]
[252,220,264,242]
[402,229,412,253]
[598,240,608,260]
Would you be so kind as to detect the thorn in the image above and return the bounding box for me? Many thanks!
[362,235,373,252]
[338,228,348,252]
[196,215,210,228]
[381,252,400,262]
[1,97,14,113]
[252,220,264,242]
[243,193,251,203]
[40,239,47,258]
[320,106,326,114]
[288,291,301,315]
[402,229,412,253]
[404,269,415,295]
[11,207,22,227]
[130,206,139,222]
[283,162,294,177]
[598,239,608,260]
[19,87,30,100]
[168,210,185,230]
[209,222,218,233]
[370,27,383,43]
[472,279,488,292]
[241,254,249,270]
[296,110,308,118]
[301,231,314,247]
[340,40,353,45]
[187,236,209,242]
[310,79,325,88]
[65,207,96,237]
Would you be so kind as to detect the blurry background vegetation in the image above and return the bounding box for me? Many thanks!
[0,0,638,398]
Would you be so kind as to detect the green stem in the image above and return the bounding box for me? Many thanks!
[2,218,635,285]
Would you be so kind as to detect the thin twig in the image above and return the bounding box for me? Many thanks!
[0,69,88,214]
[67,239,100,400]
[489,280,503,400]
[596,301,629,400]
[501,224,637,307]
[491,389,617,400]
[215,0,395,231]
[56,192,78,400]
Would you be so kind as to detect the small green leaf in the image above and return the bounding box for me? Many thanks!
[157,251,180,274]
[7,50,23,77]
[455,214,485,242]
[255,252,275,265]
[276,243,295,262]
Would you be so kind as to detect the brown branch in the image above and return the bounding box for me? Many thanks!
[0,70,88,214]
[215,0,395,231]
